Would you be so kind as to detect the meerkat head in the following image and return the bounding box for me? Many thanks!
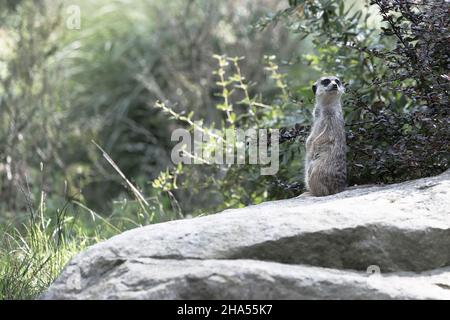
[312,76,344,104]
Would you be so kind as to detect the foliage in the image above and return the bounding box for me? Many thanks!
[0,1,65,212]
[152,54,308,214]
[267,0,449,184]
[1,0,448,299]
[0,158,169,299]
[61,0,304,212]
[0,186,89,299]
[151,0,449,214]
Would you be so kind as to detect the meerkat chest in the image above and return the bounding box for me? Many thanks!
[311,118,341,144]
[309,116,345,158]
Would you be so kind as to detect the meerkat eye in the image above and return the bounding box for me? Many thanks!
[335,79,341,86]
[321,79,331,86]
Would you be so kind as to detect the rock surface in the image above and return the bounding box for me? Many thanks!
[41,170,450,299]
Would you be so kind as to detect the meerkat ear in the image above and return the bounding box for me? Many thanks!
[312,84,317,95]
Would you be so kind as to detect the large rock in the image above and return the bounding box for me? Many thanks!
[41,170,450,299]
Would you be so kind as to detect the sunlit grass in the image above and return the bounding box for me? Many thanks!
[0,140,172,299]
[0,199,92,299]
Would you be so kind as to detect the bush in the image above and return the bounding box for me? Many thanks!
[0,0,306,216]
[152,0,449,215]
[1,0,448,299]
[273,0,449,185]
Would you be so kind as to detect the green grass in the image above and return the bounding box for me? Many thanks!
[0,144,166,300]
[0,198,165,300]
[0,203,92,299]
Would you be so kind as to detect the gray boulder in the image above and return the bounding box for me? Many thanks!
[41,170,450,299]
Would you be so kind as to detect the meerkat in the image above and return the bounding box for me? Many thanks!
[303,76,347,197]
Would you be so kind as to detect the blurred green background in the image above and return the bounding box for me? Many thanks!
[0,0,448,299]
